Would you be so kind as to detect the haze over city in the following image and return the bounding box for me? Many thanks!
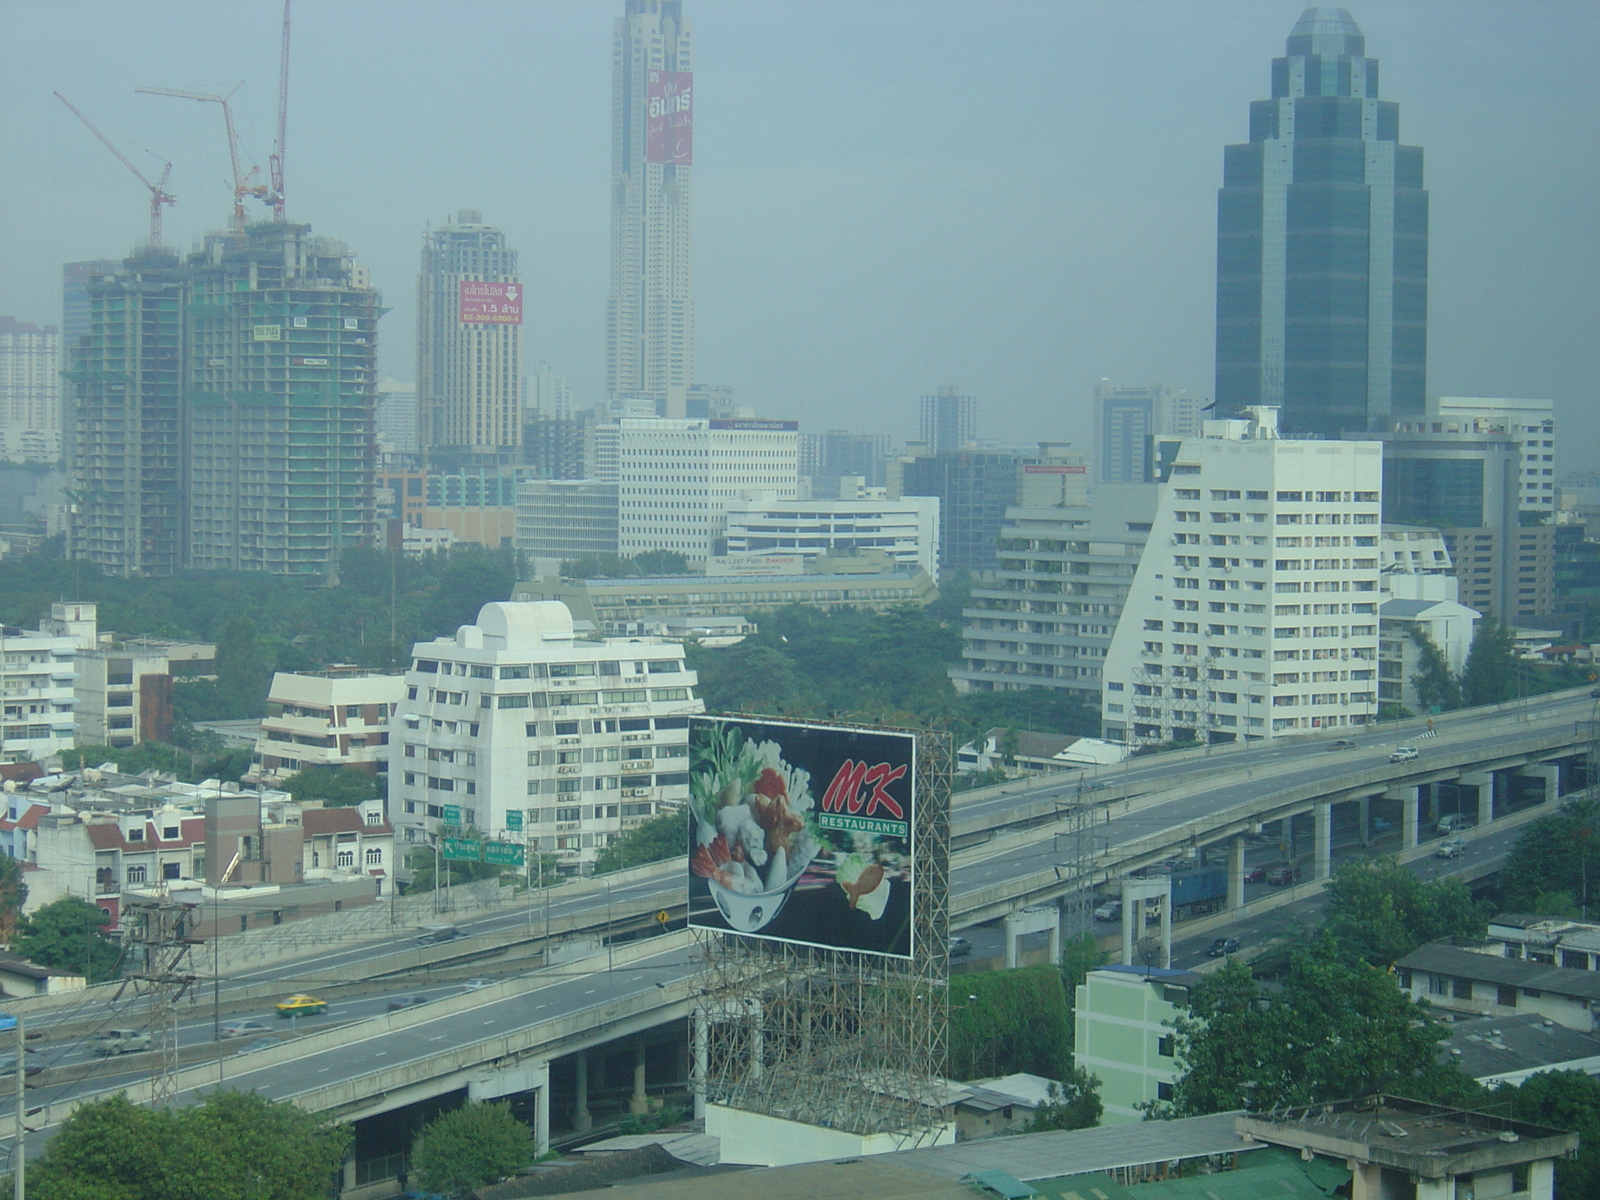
[2,0,1595,457]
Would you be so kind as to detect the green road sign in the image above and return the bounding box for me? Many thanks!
[506,810,523,831]
[441,805,463,825]
[484,841,525,867]
[442,837,482,863]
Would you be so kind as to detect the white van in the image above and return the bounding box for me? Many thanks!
[1436,814,1475,835]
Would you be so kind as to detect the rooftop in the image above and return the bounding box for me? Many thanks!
[1399,942,1600,1002]
[1440,1012,1600,1082]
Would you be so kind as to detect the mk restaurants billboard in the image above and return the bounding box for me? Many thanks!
[646,70,693,166]
[688,716,915,959]
[458,280,523,325]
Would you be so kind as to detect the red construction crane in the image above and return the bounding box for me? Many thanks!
[268,0,292,221]
[136,82,267,232]
[55,92,176,248]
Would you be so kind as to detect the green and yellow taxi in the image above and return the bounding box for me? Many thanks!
[273,993,327,1019]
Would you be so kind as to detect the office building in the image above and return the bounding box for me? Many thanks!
[0,318,60,463]
[799,430,891,498]
[417,211,523,458]
[919,386,976,455]
[1215,6,1427,436]
[1102,408,1383,746]
[375,381,420,456]
[249,669,406,787]
[527,363,574,420]
[185,223,378,575]
[1435,397,1557,515]
[608,0,695,414]
[952,484,1157,705]
[1095,383,1202,484]
[523,414,590,481]
[720,495,940,577]
[389,600,702,876]
[613,417,798,564]
[515,480,621,562]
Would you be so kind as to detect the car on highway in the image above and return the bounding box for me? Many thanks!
[417,923,463,945]
[1243,866,1268,884]
[236,1037,281,1055]
[1092,899,1122,922]
[274,994,327,1019]
[1389,746,1420,763]
[220,1019,270,1040]
[949,936,973,958]
[1328,739,1357,751]
[1436,837,1466,860]
[461,978,493,990]
[1370,817,1394,834]
[386,995,433,1012]
[1436,814,1476,835]
[1266,866,1302,887]
[91,1028,152,1056]
[0,1055,42,1079]
[1207,936,1241,957]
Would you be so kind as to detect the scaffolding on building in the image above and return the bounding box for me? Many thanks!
[691,721,951,1144]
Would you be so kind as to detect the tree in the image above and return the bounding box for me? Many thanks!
[1408,625,1463,713]
[1489,1071,1600,1199]
[281,766,378,807]
[0,854,27,943]
[404,836,505,893]
[14,896,121,982]
[560,553,640,580]
[592,809,686,874]
[60,741,192,779]
[1161,941,1471,1117]
[410,1101,532,1195]
[1322,857,1491,967]
[27,1089,349,1200]
[948,965,1074,1082]
[215,614,272,718]
[1460,619,1519,708]
[1026,1070,1103,1132]
[1501,799,1600,917]
[632,549,689,575]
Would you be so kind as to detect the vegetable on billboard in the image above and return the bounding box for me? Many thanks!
[687,716,915,958]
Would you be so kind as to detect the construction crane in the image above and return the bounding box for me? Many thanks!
[55,92,176,248]
[136,82,267,232]
[268,0,292,220]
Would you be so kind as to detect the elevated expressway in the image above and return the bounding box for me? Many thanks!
[12,689,1595,1185]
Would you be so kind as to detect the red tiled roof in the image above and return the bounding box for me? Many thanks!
[302,808,367,836]
[14,804,48,831]
[0,764,42,785]
[86,824,126,851]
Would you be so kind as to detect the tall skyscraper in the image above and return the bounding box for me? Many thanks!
[1095,383,1202,483]
[919,385,976,455]
[1215,7,1427,438]
[417,210,523,460]
[0,317,61,463]
[607,0,694,416]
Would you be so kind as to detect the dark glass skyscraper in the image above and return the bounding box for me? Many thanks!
[1215,7,1427,437]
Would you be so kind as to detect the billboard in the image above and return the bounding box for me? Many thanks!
[646,70,693,165]
[688,716,916,959]
[458,280,523,325]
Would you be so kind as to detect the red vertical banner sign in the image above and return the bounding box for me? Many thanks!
[457,281,522,325]
[646,69,693,165]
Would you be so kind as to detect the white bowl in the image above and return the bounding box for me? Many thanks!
[705,845,818,933]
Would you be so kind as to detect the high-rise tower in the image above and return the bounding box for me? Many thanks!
[607,0,694,416]
[1215,7,1427,438]
[418,210,523,460]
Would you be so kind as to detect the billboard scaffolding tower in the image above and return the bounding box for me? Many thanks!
[690,718,950,1147]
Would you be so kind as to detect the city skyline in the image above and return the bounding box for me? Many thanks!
[2,1,1594,459]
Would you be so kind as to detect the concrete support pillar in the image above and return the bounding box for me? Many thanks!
[1460,771,1493,826]
[1227,836,1246,910]
[1389,786,1419,850]
[1527,763,1562,809]
[1004,919,1020,970]
[691,1012,708,1120]
[341,1154,356,1194]
[750,1002,765,1084]
[629,1039,649,1115]
[535,1061,551,1156]
[1158,894,1172,969]
[1531,1158,1555,1200]
[1314,802,1332,880]
[573,1050,592,1132]
[1120,893,1136,966]
[1358,796,1371,841]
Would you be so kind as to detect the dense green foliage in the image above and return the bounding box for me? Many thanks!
[14,896,121,982]
[1321,857,1491,966]
[61,739,254,785]
[27,1090,349,1200]
[404,837,508,893]
[1500,798,1600,916]
[948,964,1075,1082]
[281,765,379,807]
[591,809,686,874]
[410,1100,532,1195]
[1460,620,1520,707]
[1027,1071,1104,1132]
[0,854,26,943]
[1159,942,1471,1117]
[1408,625,1463,713]
[559,549,690,578]
[687,604,1098,741]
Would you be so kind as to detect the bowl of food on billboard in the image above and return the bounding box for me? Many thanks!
[688,716,915,958]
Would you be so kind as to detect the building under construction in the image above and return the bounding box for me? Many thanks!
[64,224,379,578]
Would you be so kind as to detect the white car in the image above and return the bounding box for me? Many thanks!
[1092,900,1122,922]
[1436,837,1466,860]
[1389,746,1420,763]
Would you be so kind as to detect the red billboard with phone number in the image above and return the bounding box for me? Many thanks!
[458,280,522,325]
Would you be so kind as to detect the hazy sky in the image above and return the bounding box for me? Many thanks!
[3,0,1596,461]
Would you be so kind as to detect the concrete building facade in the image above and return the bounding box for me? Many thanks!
[515,480,621,562]
[250,670,406,787]
[0,317,60,463]
[1102,410,1383,746]
[1095,383,1202,485]
[719,495,940,578]
[1073,965,1195,1123]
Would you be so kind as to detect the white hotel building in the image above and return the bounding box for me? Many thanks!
[389,601,702,876]
[596,417,799,565]
[720,495,939,578]
[1101,409,1383,747]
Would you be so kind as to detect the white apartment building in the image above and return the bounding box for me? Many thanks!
[0,317,60,463]
[0,619,76,764]
[1434,397,1556,515]
[952,484,1158,705]
[604,417,799,564]
[1377,525,1479,713]
[250,670,407,787]
[720,495,939,577]
[1101,409,1383,746]
[389,601,702,876]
